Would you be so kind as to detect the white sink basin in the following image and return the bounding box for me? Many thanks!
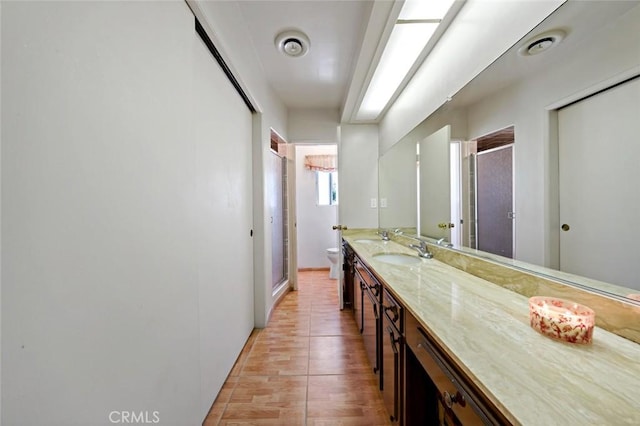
[355,239,379,243]
[373,253,421,265]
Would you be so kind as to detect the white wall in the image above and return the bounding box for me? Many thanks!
[1,1,258,424]
[379,0,564,151]
[289,108,340,143]
[296,145,338,268]
[339,124,379,229]
[378,139,417,229]
[0,2,3,420]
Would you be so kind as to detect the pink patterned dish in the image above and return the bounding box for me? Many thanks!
[529,296,595,344]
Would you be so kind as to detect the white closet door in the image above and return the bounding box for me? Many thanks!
[558,77,640,290]
[419,125,451,240]
[193,28,254,415]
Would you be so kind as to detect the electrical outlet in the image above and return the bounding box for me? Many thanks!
[370,198,377,208]
[380,198,388,208]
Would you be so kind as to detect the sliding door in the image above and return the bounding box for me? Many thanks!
[558,77,640,289]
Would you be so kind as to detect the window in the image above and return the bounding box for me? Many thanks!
[317,171,338,206]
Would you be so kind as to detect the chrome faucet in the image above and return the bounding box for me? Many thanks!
[379,230,390,241]
[436,237,454,248]
[409,241,433,258]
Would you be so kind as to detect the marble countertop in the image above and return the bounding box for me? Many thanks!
[343,231,640,425]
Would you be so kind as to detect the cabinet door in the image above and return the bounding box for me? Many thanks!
[342,242,355,309]
[405,312,506,425]
[383,318,402,424]
[405,347,439,425]
[363,288,380,376]
[354,278,364,333]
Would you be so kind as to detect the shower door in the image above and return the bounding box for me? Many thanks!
[269,150,287,289]
[476,145,514,258]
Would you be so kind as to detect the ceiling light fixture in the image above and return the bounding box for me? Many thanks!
[356,0,456,121]
[275,30,310,58]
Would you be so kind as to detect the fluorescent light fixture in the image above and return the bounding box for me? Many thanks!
[356,0,455,121]
[357,23,438,120]
[400,0,455,20]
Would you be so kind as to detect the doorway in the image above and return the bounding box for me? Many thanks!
[294,144,339,279]
[471,126,515,258]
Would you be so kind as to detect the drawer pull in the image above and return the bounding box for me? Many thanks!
[443,390,466,409]
[384,304,399,322]
[387,326,400,354]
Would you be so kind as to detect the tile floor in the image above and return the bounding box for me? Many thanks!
[203,270,391,425]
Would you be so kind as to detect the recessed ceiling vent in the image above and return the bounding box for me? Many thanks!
[518,29,566,56]
[275,30,310,58]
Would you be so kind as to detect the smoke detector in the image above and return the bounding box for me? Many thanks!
[518,29,566,56]
[275,30,310,58]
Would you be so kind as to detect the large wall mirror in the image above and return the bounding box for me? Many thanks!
[378,0,640,301]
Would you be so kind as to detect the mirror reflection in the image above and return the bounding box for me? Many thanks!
[378,0,640,299]
[378,137,417,233]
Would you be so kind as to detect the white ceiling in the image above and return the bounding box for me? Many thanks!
[231,1,640,124]
[237,0,374,110]
[450,0,640,109]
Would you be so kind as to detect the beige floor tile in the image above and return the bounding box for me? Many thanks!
[229,376,308,403]
[220,401,306,424]
[306,400,391,425]
[203,271,390,425]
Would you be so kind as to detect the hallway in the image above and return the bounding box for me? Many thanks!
[203,270,391,425]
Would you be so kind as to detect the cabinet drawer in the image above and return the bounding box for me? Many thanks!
[405,313,509,425]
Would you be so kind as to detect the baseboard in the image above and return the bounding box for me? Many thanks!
[298,267,330,272]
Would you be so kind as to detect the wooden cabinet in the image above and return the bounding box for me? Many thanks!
[353,277,364,334]
[382,288,403,424]
[355,257,382,381]
[363,284,380,377]
[342,241,355,309]
[405,311,509,425]
[345,242,402,423]
[342,240,511,426]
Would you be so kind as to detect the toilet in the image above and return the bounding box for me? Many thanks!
[326,248,339,279]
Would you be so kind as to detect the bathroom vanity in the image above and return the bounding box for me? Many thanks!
[341,230,640,425]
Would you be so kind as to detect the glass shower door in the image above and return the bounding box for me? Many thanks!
[269,150,288,289]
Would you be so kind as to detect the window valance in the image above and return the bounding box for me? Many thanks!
[304,154,337,172]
